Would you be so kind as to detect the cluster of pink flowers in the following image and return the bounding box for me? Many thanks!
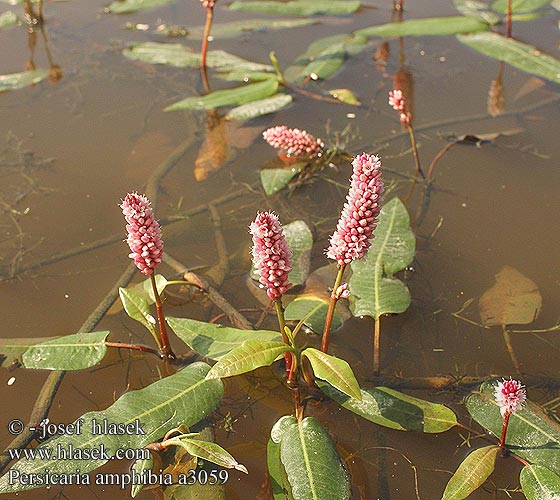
[262,126,323,157]
[200,0,215,8]
[494,378,526,417]
[250,212,293,300]
[327,153,384,266]
[388,89,411,126]
[121,192,164,275]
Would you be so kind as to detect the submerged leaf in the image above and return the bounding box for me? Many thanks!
[194,112,228,181]
[0,10,17,27]
[228,0,360,16]
[260,164,304,195]
[458,32,560,84]
[0,70,48,93]
[478,266,542,326]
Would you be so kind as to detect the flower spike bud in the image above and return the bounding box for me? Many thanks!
[388,89,411,125]
[250,212,293,300]
[326,153,384,266]
[494,378,526,417]
[262,126,324,157]
[121,192,164,275]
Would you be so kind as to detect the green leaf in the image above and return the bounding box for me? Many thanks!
[107,0,175,14]
[520,465,560,500]
[206,340,293,379]
[260,164,303,195]
[284,220,313,286]
[280,417,351,500]
[349,197,415,319]
[302,348,361,400]
[318,382,457,432]
[452,0,501,24]
[131,454,154,498]
[129,274,168,305]
[228,0,360,16]
[167,317,281,360]
[165,79,279,111]
[0,362,223,493]
[0,70,48,93]
[492,0,552,13]
[457,32,560,84]
[466,380,560,475]
[21,331,110,370]
[284,295,342,334]
[226,93,292,121]
[119,286,157,335]
[0,337,57,368]
[267,438,293,500]
[328,88,361,105]
[186,18,316,39]
[0,10,17,27]
[171,436,248,473]
[442,446,500,500]
[356,16,489,38]
[218,71,279,82]
[123,42,273,72]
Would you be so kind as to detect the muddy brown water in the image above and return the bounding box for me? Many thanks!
[1,0,559,498]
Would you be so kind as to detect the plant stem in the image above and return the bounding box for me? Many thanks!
[373,315,381,376]
[321,264,346,353]
[274,298,292,374]
[506,0,512,38]
[105,341,162,359]
[200,4,214,93]
[406,124,425,179]
[502,324,521,375]
[151,273,174,360]
[499,411,510,456]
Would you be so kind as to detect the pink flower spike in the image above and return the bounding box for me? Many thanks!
[262,126,324,158]
[326,153,384,266]
[121,192,164,275]
[250,212,293,300]
[494,378,526,417]
[388,89,405,112]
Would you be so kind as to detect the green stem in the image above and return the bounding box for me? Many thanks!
[407,124,425,179]
[373,315,381,376]
[151,273,175,360]
[506,0,512,38]
[269,51,286,85]
[274,298,292,375]
[321,264,346,353]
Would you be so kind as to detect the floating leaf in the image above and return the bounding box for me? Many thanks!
[492,0,552,13]
[165,79,279,111]
[442,446,500,500]
[284,294,342,333]
[228,0,360,16]
[206,340,293,379]
[0,10,17,27]
[218,71,279,82]
[466,380,560,474]
[349,197,415,319]
[356,16,489,38]
[283,220,313,286]
[129,274,168,305]
[107,0,175,14]
[452,0,501,24]
[260,164,304,195]
[119,286,157,334]
[21,331,110,370]
[0,362,223,493]
[267,438,293,500]
[123,42,272,72]
[458,32,560,84]
[186,18,316,39]
[328,88,361,105]
[167,317,281,360]
[0,70,48,93]
[478,266,542,326]
[520,465,560,500]
[280,417,351,500]
[318,382,457,432]
[0,337,57,368]
[226,93,293,121]
[302,348,361,400]
[170,436,248,473]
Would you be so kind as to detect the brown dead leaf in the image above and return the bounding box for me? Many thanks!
[479,266,542,327]
[194,111,229,181]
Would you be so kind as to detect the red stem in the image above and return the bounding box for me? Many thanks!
[499,411,510,455]
[200,5,214,93]
[105,341,162,359]
[151,273,175,360]
[321,264,346,353]
[506,0,512,39]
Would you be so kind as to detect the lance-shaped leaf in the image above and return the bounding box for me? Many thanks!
[452,0,501,24]
[356,16,489,38]
[119,286,157,335]
[169,436,248,473]
[457,32,560,84]
[129,274,168,305]
[349,197,415,319]
[466,380,560,475]
[280,417,351,500]
[206,340,293,379]
[520,464,560,500]
[0,362,223,493]
[165,79,279,111]
[21,331,110,370]
[284,295,342,334]
[107,0,174,13]
[228,0,360,16]
[318,381,457,433]
[492,0,552,13]
[0,337,57,368]
[442,446,500,500]
[0,10,18,27]
[302,348,361,400]
[226,93,293,121]
[260,164,303,195]
[186,18,316,39]
[0,70,48,93]
[167,317,281,360]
